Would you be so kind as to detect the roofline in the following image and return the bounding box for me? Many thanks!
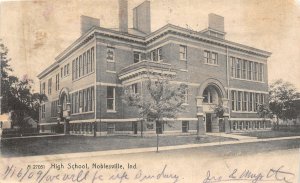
[37,62,59,79]
[38,23,272,79]
[146,24,271,57]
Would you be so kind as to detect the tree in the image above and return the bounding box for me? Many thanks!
[123,76,187,152]
[269,79,298,126]
[10,75,47,120]
[1,40,46,122]
[214,103,225,118]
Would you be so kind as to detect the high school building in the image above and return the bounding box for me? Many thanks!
[37,0,272,136]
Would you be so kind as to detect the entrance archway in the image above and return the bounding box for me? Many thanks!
[58,87,71,134]
[198,79,226,133]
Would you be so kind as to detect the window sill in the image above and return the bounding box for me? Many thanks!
[106,70,117,74]
[71,111,94,115]
[231,111,257,114]
[182,103,189,106]
[179,69,188,72]
[72,71,95,82]
[230,77,265,83]
[204,63,219,67]
[180,59,187,62]
[107,110,117,113]
[107,60,115,63]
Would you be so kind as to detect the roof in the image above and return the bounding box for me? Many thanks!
[37,23,272,79]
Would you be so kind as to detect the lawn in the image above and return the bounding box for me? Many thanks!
[0,134,236,157]
[239,130,300,139]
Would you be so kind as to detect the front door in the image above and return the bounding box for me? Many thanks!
[206,113,212,132]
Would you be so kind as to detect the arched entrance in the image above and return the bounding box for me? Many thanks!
[58,87,71,134]
[197,79,226,133]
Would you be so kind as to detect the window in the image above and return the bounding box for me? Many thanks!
[64,65,67,76]
[182,121,189,133]
[242,60,247,79]
[134,52,141,63]
[236,59,241,78]
[203,88,213,103]
[91,47,94,72]
[48,78,52,95]
[231,91,236,111]
[261,94,265,105]
[75,92,79,113]
[249,92,253,111]
[107,123,115,134]
[157,47,163,61]
[204,50,218,65]
[75,58,79,79]
[248,61,253,80]
[83,90,87,112]
[51,100,58,117]
[258,63,263,81]
[230,57,236,77]
[254,93,260,111]
[132,83,138,94]
[41,82,46,94]
[55,74,59,91]
[243,92,248,111]
[150,47,162,61]
[253,62,258,81]
[150,50,157,61]
[184,88,189,104]
[72,60,75,80]
[41,104,45,119]
[179,45,187,60]
[90,87,94,111]
[237,91,242,111]
[87,50,91,73]
[107,47,116,72]
[204,50,210,63]
[67,64,70,75]
[61,68,63,78]
[79,56,83,77]
[211,52,218,64]
[107,47,114,61]
[107,86,115,111]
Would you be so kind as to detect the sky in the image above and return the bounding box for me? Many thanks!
[0,0,300,91]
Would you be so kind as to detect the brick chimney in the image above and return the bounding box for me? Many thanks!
[80,15,100,35]
[208,13,224,33]
[119,0,128,33]
[133,1,151,34]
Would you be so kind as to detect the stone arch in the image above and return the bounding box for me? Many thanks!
[198,78,226,99]
[58,87,70,105]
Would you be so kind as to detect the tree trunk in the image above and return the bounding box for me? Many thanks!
[141,120,144,137]
[156,133,159,152]
[93,121,97,137]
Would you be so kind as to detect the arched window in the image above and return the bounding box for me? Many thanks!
[203,88,213,103]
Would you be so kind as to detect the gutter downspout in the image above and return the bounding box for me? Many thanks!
[94,39,98,137]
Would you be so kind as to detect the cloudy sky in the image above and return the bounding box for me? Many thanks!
[0,0,300,91]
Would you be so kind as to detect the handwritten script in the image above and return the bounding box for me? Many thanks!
[202,165,295,183]
[1,164,179,183]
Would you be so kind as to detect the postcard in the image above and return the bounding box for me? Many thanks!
[1,0,300,183]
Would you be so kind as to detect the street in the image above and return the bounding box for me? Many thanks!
[1,138,300,183]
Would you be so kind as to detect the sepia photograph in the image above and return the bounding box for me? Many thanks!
[0,0,300,182]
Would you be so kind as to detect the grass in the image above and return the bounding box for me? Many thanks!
[0,134,236,157]
[239,130,300,139]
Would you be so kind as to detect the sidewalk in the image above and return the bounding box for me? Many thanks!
[3,133,300,163]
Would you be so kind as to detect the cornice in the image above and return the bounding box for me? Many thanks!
[38,24,271,80]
